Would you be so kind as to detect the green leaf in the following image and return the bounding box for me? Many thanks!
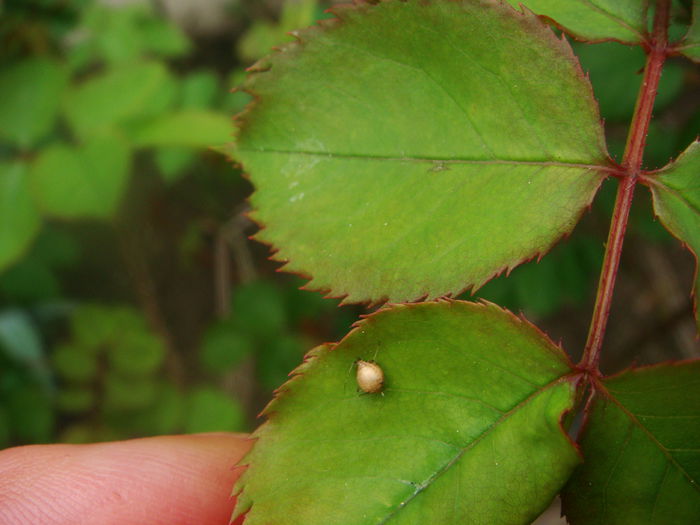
[233,301,579,524]
[505,0,648,43]
[51,344,98,383]
[200,321,253,374]
[573,41,686,123]
[0,162,41,272]
[131,110,232,148]
[562,361,700,524]
[107,330,165,377]
[154,147,196,183]
[648,141,700,329]
[56,386,95,414]
[62,61,174,139]
[184,387,246,433]
[236,0,610,304]
[30,134,131,219]
[679,1,700,62]
[231,281,288,340]
[0,59,67,149]
[180,70,219,109]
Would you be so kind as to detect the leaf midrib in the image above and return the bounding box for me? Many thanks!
[377,373,574,524]
[238,147,616,174]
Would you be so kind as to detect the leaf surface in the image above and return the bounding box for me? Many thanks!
[233,301,579,524]
[679,1,700,62]
[0,162,41,272]
[235,0,611,304]
[62,61,175,139]
[131,110,232,148]
[562,361,700,524]
[30,134,131,220]
[506,0,648,43]
[0,59,67,149]
[648,141,700,330]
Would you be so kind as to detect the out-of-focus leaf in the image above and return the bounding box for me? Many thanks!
[506,0,647,43]
[562,361,700,524]
[62,61,174,138]
[679,1,700,62]
[574,42,686,123]
[107,331,165,377]
[649,140,700,329]
[257,334,307,391]
[103,373,157,411]
[180,70,219,109]
[51,343,97,383]
[0,309,44,370]
[56,386,95,413]
[184,387,246,433]
[3,383,53,443]
[31,134,131,219]
[200,321,253,374]
[233,301,579,524]
[0,59,67,148]
[231,281,287,340]
[0,162,40,272]
[155,147,196,183]
[131,110,233,148]
[237,0,610,304]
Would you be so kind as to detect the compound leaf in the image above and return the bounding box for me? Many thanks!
[235,0,611,304]
[648,141,700,330]
[562,361,700,524]
[233,301,579,524]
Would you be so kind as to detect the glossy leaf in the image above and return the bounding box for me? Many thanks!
[131,110,232,148]
[562,361,700,524]
[505,0,648,43]
[648,141,700,329]
[0,162,41,271]
[233,301,579,524]
[30,134,131,220]
[0,59,67,149]
[235,0,610,304]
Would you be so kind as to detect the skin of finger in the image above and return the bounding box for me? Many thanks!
[0,433,253,525]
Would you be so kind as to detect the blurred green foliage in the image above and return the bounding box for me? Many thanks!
[0,0,697,448]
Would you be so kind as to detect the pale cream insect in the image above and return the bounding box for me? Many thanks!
[355,360,384,394]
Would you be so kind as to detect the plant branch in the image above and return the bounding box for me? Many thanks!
[578,0,671,373]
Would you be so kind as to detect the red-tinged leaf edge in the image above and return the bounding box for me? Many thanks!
[231,298,583,522]
[228,0,615,307]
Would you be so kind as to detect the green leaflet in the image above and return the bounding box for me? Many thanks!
[679,0,700,62]
[0,59,68,149]
[30,134,131,220]
[562,362,700,524]
[235,0,611,304]
[506,0,648,43]
[648,141,700,330]
[0,162,41,272]
[233,301,580,524]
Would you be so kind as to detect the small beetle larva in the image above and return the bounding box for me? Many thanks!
[355,360,384,394]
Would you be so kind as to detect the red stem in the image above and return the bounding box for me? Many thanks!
[578,0,671,373]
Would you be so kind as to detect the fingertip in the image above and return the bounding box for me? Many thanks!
[0,433,253,525]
